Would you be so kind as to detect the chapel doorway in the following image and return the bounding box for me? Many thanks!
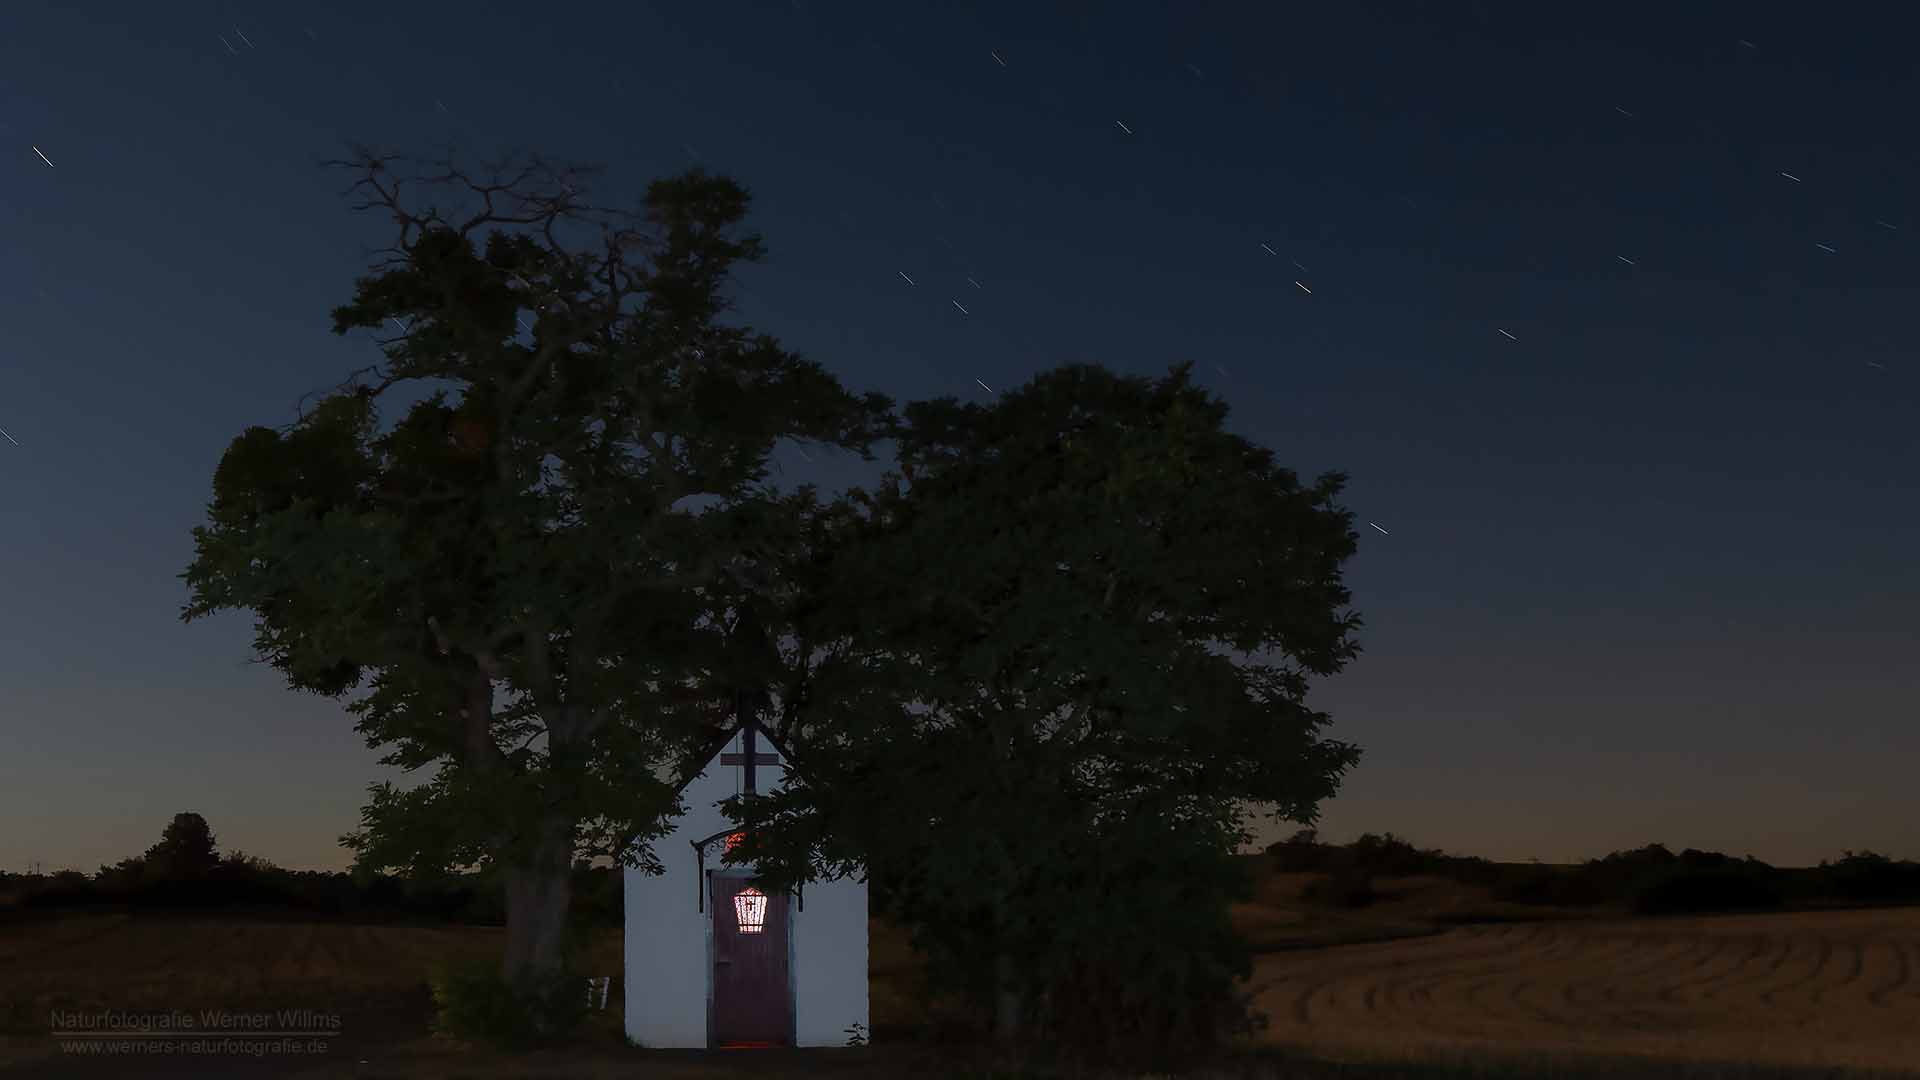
[709,872,793,1047]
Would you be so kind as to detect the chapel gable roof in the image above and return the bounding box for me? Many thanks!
[671,711,803,798]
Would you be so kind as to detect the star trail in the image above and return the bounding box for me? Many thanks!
[3,2,1917,873]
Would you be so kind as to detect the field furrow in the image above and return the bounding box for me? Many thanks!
[1867,939,1912,1007]
[1248,908,1920,1073]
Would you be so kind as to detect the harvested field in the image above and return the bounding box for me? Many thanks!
[7,873,1920,1076]
[0,912,623,1025]
[1248,906,1920,1074]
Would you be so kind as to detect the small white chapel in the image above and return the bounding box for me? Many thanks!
[624,712,869,1049]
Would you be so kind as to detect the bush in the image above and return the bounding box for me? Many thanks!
[1632,868,1784,916]
[1303,867,1377,909]
[1024,841,1268,1075]
[1267,831,1499,884]
[1343,833,1431,877]
[428,952,589,1050]
[1820,851,1920,904]
[1032,943,1267,1076]
[899,811,1273,1074]
[1265,829,1331,872]
[570,865,624,927]
[1488,866,1611,908]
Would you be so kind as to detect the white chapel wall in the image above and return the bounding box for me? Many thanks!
[793,873,869,1046]
[625,730,794,1049]
[626,727,869,1050]
[623,848,708,1047]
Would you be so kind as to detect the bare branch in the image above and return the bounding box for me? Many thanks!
[326,147,618,262]
[288,360,409,427]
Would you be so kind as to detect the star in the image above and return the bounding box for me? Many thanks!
[31,146,53,168]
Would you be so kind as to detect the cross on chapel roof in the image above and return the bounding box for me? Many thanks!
[673,711,798,798]
[719,723,781,794]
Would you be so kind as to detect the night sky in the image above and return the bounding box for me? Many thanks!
[4,2,1916,875]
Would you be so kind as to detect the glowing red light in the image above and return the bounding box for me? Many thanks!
[733,888,767,933]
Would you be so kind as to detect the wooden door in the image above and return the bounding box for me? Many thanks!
[710,873,792,1047]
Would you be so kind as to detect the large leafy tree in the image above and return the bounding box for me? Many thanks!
[180,150,890,1010]
[723,361,1364,1062]
[143,812,220,881]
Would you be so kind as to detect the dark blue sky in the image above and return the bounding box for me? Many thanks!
[4,2,1916,873]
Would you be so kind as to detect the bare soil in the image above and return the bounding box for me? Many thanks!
[4,862,1918,1077]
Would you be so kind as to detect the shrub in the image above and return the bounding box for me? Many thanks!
[1343,833,1429,877]
[943,811,1272,1075]
[20,872,103,910]
[1302,867,1377,909]
[1268,831,1499,885]
[1488,865,1611,908]
[1265,829,1330,872]
[1032,947,1267,1076]
[428,952,589,1050]
[1486,846,1792,914]
[1025,855,1269,1075]
[1820,851,1920,904]
[1632,867,1784,916]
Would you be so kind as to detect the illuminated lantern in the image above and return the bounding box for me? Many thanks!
[623,716,871,1048]
[732,888,768,934]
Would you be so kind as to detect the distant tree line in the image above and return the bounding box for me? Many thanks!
[0,813,622,927]
[1269,830,1920,916]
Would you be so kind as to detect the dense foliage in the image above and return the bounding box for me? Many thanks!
[0,813,624,926]
[720,362,1367,1067]
[428,941,592,1049]
[1268,832,1920,916]
[176,152,888,1011]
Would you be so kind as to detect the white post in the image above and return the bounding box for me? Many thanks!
[585,975,611,1010]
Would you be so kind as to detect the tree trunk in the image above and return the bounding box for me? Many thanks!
[500,809,578,1021]
[992,951,1025,1046]
[450,666,579,1014]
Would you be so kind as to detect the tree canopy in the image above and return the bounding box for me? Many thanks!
[143,812,220,881]
[180,150,891,1007]
[721,360,1364,1062]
